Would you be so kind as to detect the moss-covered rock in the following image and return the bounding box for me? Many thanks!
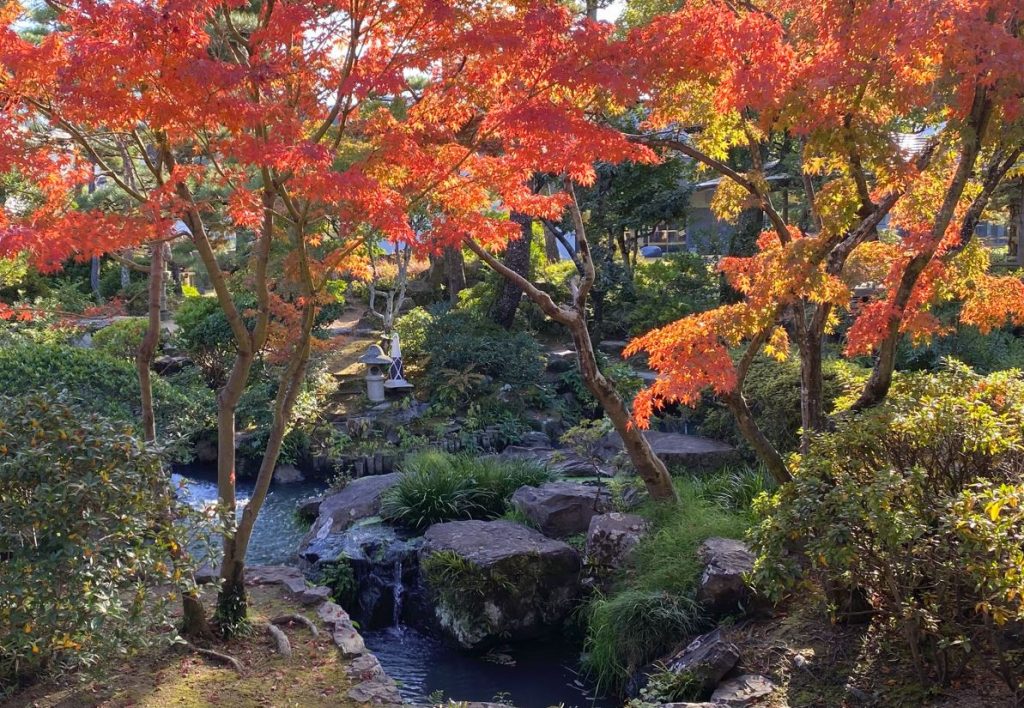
[418,520,581,650]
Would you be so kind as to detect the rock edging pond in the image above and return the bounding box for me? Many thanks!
[243,564,402,705]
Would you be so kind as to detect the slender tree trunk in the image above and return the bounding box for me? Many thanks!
[444,246,466,302]
[798,329,824,449]
[491,213,532,328]
[90,256,102,302]
[543,224,560,263]
[722,391,792,484]
[464,192,678,503]
[569,320,677,500]
[137,243,213,638]
[855,89,991,411]
[138,245,163,442]
[220,304,316,625]
[1009,180,1024,267]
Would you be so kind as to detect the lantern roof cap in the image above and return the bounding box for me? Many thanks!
[358,344,392,366]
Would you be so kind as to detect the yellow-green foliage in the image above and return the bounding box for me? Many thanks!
[752,362,1024,688]
[0,392,211,688]
[92,317,149,360]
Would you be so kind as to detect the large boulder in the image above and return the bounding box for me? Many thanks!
[598,430,738,470]
[662,628,740,699]
[298,473,401,562]
[497,446,608,478]
[585,512,650,575]
[511,481,612,538]
[697,537,755,617]
[418,520,581,650]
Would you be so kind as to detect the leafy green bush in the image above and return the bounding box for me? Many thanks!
[394,306,434,361]
[0,343,213,457]
[380,451,550,530]
[626,253,719,335]
[174,295,237,385]
[582,479,751,690]
[91,317,148,360]
[0,392,209,688]
[751,363,1024,688]
[421,309,543,398]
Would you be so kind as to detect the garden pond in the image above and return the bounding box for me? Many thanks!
[174,465,609,707]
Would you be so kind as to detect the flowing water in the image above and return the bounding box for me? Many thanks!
[174,466,611,707]
[172,463,325,565]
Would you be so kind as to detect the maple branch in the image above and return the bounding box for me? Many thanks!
[630,132,791,243]
[567,184,596,311]
[109,251,151,274]
[24,98,148,204]
[854,86,994,412]
[948,145,1023,257]
[464,238,573,325]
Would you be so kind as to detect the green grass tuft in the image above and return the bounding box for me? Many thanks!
[581,477,752,691]
[379,450,549,530]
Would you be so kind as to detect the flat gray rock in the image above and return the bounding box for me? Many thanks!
[710,674,776,706]
[298,473,401,558]
[512,481,612,538]
[600,430,738,469]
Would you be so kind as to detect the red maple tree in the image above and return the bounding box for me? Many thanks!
[0,0,660,629]
[619,0,1024,483]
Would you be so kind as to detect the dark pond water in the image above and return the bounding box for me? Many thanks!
[364,626,611,707]
[173,466,611,707]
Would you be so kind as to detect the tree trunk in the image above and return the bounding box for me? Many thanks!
[543,224,560,262]
[212,352,254,632]
[137,245,163,443]
[444,246,466,302]
[569,320,677,501]
[798,329,824,450]
[218,304,315,630]
[137,243,213,638]
[90,256,101,302]
[1009,180,1024,267]
[491,213,532,328]
[722,391,792,484]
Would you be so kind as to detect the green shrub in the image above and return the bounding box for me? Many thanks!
[91,318,149,360]
[0,392,209,688]
[380,451,549,530]
[394,306,434,361]
[422,309,543,399]
[174,295,237,385]
[751,363,1024,688]
[626,253,718,336]
[582,479,751,690]
[0,343,213,457]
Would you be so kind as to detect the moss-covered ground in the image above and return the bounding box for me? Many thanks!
[6,586,356,708]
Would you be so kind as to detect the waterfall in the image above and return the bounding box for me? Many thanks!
[391,558,404,627]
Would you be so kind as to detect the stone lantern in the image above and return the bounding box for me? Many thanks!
[358,344,393,403]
